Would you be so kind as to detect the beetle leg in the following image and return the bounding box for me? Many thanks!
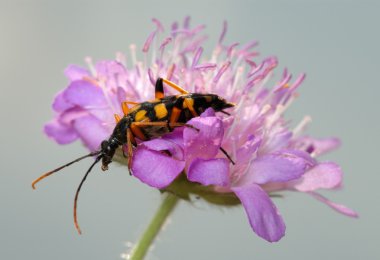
[133,121,199,131]
[161,78,189,94]
[155,78,165,99]
[114,114,121,123]
[126,129,134,175]
[130,123,148,141]
[169,96,186,124]
[121,101,140,115]
[183,98,199,117]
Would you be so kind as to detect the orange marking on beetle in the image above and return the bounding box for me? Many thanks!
[183,98,198,117]
[130,123,147,140]
[170,107,181,123]
[155,91,164,99]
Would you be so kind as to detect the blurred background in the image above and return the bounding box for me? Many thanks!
[1,1,379,259]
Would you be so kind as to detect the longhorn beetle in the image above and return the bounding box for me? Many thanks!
[32,78,235,234]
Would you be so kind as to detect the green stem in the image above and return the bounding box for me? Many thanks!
[129,193,179,260]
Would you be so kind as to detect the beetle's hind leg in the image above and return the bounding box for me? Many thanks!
[121,101,140,115]
[162,78,189,94]
[155,77,190,97]
[155,78,165,99]
[132,121,199,131]
[126,128,135,175]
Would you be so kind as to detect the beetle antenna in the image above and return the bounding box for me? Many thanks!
[220,110,231,116]
[74,155,102,235]
[219,147,235,165]
[32,151,101,189]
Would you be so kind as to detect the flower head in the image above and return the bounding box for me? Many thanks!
[45,18,357,242]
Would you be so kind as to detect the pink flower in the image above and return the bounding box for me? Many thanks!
[44,18,357,242]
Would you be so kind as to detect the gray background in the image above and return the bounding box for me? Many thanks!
[1,1,378,259]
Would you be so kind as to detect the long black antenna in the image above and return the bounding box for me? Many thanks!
[219,147,235,165]
[73,155,102,234]
[32,151,101,189]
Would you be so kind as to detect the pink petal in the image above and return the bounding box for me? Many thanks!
[310,192,359,218]
[263,131,292,153]
[58,107,88,125]
[200,107,215,117]
[132,147,185,189]
[236,135,261,165]
[64,65,90,81]
[141,138,184,160]
[44,119,78,144]
[64,80,113,122]
[245,150,311,185]
[187,158,230,187]
[232,184,286,242]
[52,90,74,112]
[184,116,224,161]
[289,162,343,192]
[64,80,107,108]
[295,136,341,156]
[162,128,185,150]
[116,87,127,104]
[72,115,110,151]
[94,60,126,89]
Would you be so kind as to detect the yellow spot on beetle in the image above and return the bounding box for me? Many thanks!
[129,105,141,113]
[135,110,147,121]
[154,103,168,119]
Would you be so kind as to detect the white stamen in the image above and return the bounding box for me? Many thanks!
[210,45,222,64]
[282,93,297,110]
[230,66,244,98]
[84,56,97,77]
[260,104,272,116]
[129,44,137,66]
[293,115,312,136]
[98,79,118,113]
[265,104,286,128]
[115,52,127,67]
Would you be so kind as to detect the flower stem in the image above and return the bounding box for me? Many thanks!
[129,193,179,260]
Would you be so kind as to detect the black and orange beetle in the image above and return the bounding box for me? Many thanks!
[32,77,235,233]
